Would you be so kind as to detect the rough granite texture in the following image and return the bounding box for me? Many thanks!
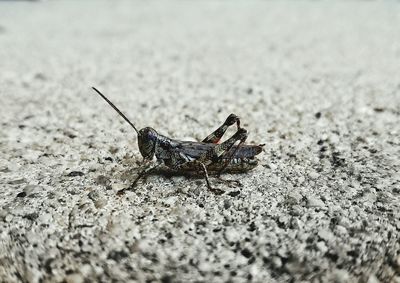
[0,1,399,283]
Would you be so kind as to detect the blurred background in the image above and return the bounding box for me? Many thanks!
[0,1,399,283]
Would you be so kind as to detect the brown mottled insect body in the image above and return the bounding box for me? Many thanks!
[92,87,263,194]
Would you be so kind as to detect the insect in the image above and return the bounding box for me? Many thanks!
[92,87,264,194]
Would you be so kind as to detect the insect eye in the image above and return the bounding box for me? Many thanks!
[147,129,156,139]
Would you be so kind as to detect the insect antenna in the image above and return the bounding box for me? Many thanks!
[92,87,139,134]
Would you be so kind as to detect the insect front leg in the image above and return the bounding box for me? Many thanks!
[202,113,241,143]
[117,160,161,195]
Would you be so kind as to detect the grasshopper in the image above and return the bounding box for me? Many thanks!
[92,87,264,194]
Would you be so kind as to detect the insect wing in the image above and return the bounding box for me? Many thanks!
[232,144,263,158]
[176,141,214,159]
[177,141,263,159]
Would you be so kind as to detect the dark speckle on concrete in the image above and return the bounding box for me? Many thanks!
[67,171,84,177]
[16,192,27,198]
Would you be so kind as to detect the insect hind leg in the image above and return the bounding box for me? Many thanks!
[203,127,248,161]
[217,128,249,176]
[202,113,240,143]
[174,128,248,194]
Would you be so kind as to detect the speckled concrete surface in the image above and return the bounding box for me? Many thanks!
[1,1,400,282]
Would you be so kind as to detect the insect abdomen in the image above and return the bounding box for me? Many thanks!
[199,157,259,174]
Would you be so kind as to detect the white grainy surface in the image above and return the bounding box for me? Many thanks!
[0,1,399,282]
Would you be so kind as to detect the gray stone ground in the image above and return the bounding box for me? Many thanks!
[0,1,399,282]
